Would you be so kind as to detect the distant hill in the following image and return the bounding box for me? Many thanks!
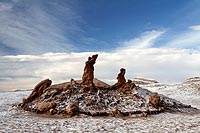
[132,77,158,85]
[183,77,200,84]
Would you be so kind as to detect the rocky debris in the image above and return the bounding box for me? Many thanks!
[148,92,160,109]
[81,54,98,87]
[132,77,158,85]
[24,79,52,103]
[84,99,93,106]
[18,78,199,117]
[119,80,136,94]
[17,54,199,117]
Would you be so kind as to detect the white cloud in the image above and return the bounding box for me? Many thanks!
[119,30,165,49]
[165,30,200,49]
[189,25,200,31]
[1,48,200,91]
[0,2,12,11]
[0,0,80,54]
[163,25,200,49]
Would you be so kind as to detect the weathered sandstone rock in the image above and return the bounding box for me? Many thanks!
[36,102,56,113]
[149,92,160,108]
[111,68,126,89]
[66,102,79,116]
[120,80,136,94]
[81,54,98,86]
[25,79,52,103]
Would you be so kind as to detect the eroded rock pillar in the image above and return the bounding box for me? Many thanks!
[25,79,52,103]
[111,68,126,89]
[81,54,98,86]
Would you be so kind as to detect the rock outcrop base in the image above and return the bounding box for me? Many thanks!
[18,79,199,118]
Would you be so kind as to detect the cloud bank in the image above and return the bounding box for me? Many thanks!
[189,25,200,31]
[1,28,200,91]
[1,48,200,91]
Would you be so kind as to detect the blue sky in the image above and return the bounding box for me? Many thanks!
[0,0,200,90]
[0,0,200,54]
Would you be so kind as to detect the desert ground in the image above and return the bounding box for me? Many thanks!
[0,78,200,133]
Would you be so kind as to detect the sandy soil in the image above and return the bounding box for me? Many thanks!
[0,89,199,133]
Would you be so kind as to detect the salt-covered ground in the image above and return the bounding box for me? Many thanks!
[0,84,200,133]
[142,83,200,109]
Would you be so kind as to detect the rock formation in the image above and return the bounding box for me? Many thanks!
[81,54,98,87]
[117,68,126,85]
[119,79,136,94]
[17,54,200,118]
[111,68,126,89]
[24,79,52,103]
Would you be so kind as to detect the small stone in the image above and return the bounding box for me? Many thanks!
[66,103,79,116]
[49,109,56,115]
[149,92,160,108]
[36,102,56,112]
[84,99,93,106]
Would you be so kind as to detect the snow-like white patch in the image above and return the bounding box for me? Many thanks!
[0,83,200,132]
[142,82,200,109]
